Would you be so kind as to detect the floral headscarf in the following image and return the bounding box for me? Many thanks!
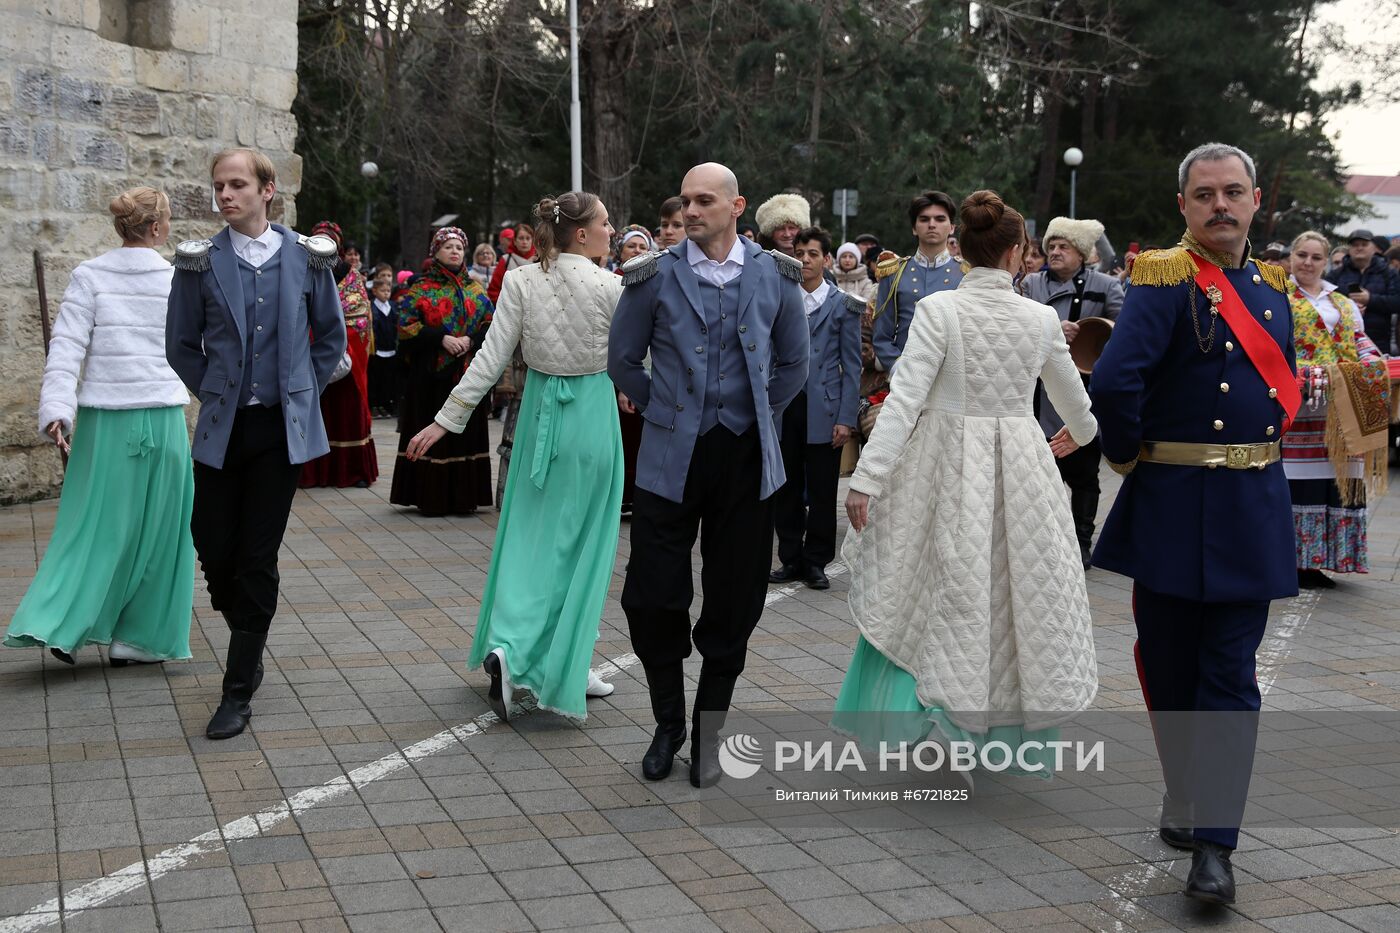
[312,220,344,250]
[429,226,468,263]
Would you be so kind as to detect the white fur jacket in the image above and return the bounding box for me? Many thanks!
[38,247,189,435]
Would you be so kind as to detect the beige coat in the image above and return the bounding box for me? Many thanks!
[844,267,1099,731]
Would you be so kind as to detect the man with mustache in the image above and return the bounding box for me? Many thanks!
[1090,143,1299,906]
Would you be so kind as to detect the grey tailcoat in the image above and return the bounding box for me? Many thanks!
[165,224,346,468]
[607,239,810,503]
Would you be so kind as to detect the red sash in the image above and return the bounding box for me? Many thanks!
[1188,252,1301,434]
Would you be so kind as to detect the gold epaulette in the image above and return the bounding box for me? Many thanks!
[875,254,905,281]
[1253,259,1290,294]
[1129,246,1197,287]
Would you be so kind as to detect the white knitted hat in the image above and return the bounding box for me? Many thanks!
[1042,217,1104,261]
[755,193,811,236]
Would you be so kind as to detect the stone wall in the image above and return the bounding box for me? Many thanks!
[0,0,301,502]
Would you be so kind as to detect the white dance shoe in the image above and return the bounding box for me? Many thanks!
[109,641,164,665]
[585,672,615,698]
[484,648,515,720]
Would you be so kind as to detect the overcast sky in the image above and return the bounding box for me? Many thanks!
[1320,0,1399,176]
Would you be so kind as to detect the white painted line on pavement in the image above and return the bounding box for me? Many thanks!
[3,564,849,930]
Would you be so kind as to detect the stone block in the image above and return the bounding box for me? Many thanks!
[195,98,220,138]
[0,13,52,66]
[278,152,302,193]
[32,121,59,165]
[105,86,161,135]
[234,100,255,145]
[43,0,91,29]
[167,180,215,221]
[134,48,190,92]
[0,117,29,157]
[168,4,215,55]
[0,72,13,111]
[189,56,249,97]
[14,67,54,116]
[0,170,44,211]
[255,108,296,151]
[252,66,297,111]
[55,75,107,125]
[69,128,127,170]
[50,25,135,82]
[49,171,103,214]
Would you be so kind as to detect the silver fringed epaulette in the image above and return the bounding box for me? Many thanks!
[299,234,339,271]
[621,250,661,286]
[173,239,212,272]
[768,249,802,282]
[842,291,867,315]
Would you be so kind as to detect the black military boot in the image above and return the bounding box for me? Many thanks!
[641,664,687,781]
[690,668,739,788]
[222,611,263,691]
[1185,841,1236,905]
[206,630,267,740]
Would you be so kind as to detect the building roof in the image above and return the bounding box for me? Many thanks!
[1347,174,1400,198]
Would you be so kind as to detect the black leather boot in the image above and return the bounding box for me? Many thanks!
[206,630,267,740]
[1159,793,1194,850]
[222,612,263,691]
[1185,841,1235,904]
[641,664,687,781]
[690,668,739,788]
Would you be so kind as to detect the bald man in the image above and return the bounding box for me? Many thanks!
[609,163,810,787]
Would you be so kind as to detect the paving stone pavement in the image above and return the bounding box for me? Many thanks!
[1,418,1399,933]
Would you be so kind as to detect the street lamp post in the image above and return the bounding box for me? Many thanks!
[360,160,379,267]
[1063,147,1083,220]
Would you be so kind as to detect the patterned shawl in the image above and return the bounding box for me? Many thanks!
[396,260,494,373]
[338,267,373,354]
[1289,286,1389,503]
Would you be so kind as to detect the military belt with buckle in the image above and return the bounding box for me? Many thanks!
[1138,440,1282,471]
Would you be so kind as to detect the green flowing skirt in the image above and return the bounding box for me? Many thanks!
[467,370,623,719]
[832,637,1059,780]
[5,406,195,660]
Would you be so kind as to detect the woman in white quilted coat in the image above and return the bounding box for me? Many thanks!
[834,191,1099,776]
[4,187,195,667]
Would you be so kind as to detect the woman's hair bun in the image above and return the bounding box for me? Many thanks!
[108,186,169,242]
[959,191,1005,233]
[533,197,559,224]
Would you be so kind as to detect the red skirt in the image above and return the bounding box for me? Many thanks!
[299,375,379,487]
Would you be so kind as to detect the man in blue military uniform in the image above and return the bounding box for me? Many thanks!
[769,226,862,591]
[870,190,964,371]
[1091,143,1300,905]
[167,148,346,740]
[609,162,809,788]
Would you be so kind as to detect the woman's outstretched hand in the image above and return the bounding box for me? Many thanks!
[406,422,449,461]
[845,490,871,532]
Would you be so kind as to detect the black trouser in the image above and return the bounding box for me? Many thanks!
[622,426,774,677]
[192,405,301,635]
[1055,437,1101,551]
[773,392,841,570]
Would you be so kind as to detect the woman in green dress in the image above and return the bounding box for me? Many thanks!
[5,187,195,666]
[406,192,625,721]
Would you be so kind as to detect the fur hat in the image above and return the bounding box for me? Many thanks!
[1042,217,1104,261]
[755,193,811,236]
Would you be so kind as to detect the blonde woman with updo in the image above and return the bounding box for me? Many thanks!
[4,187,195,667]
[407,192,624,722]
[836,190,1099,778]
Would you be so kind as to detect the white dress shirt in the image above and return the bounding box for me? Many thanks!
[802,280,832,316]
[229,223,280,269]
[912,248,952,269]
[687,237,746,287]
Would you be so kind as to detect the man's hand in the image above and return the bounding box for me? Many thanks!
[845,490,870,531]
[832,424,852,448]
[1061,320,1080,343]
[618,392,636,414]
[406,422,449,460]
[45,421,69,456]
[1048,426,1080,458]
[1353,288,1370,308]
